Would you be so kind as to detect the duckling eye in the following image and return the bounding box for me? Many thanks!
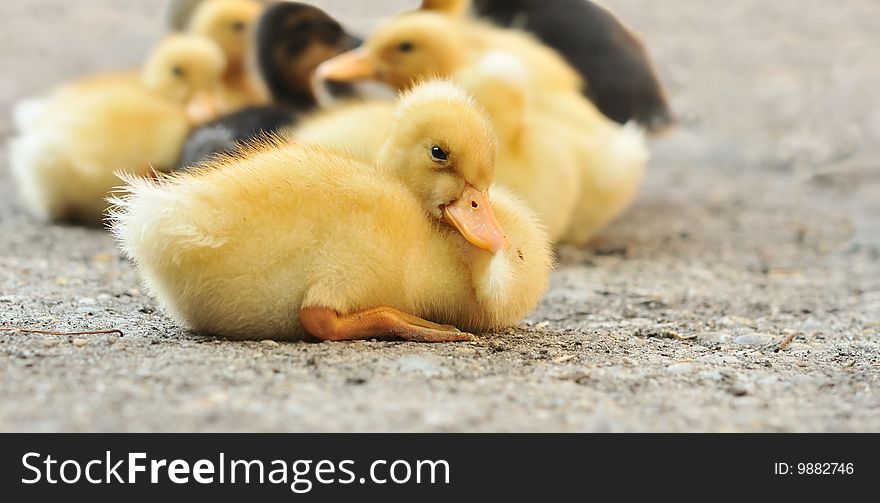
[430,146,448,162]
[172,66,186,78]
[231,21,247,32]
[398,41,415,53]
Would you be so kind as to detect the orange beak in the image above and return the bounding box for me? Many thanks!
[316,48,377,82]
[186,91,219,125]
[442,185,509,255]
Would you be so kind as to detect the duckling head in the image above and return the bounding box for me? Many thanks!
[257,2,361,107]
[316,12,467,92]
[188,0,262,69]
[378,80,507,255]
[142,34,227,104]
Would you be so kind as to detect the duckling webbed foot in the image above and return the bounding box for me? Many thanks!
[299,306,473,343]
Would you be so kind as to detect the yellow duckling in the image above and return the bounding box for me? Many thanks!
[318,10,580,97]
[317,11,648,245]
[456,52,583,241]
[164,0,268,31]
[8,35,226,226]
[187,0,269,116]
[110,81,552,342]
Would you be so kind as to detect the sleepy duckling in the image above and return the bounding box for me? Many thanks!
[110,81,552,341]
[187,0,268,115]
[8,35,225,225]
[421,0,674,133]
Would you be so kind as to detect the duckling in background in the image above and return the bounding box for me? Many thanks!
[164,0,268,31]
[187,0,268,115]
[257,1,362,109]
[318,10,582,97]
[8,35,225,226]
[456,52,582,242]
[177,2,364,168]
[421,0,674,133]
[111,81,552,341]
[317,11,648,245]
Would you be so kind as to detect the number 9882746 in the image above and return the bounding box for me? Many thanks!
[797,462,854,475]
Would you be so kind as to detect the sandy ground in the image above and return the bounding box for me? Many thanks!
[1,0,878,432]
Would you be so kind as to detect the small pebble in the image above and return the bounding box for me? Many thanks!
[261,340,279,348]
[733,333,776,346]
[78,297,96,305]
[730,386,750,397]
[697,369,725,382]
[488,341,506,352]
[718,316,755,327]
[72,338,88,348]
[41,339,60,348]
[697,332,731,344]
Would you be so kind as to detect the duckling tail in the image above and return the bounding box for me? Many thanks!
[8,131,78,222]
[11,98,48,132]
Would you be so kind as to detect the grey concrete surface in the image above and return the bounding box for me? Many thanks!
[1,0,878,431]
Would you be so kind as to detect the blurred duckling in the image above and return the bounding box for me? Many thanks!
[317,11,648,245]
[178,1,364,168]
[165,0,267,31]
[457,52,582,241]
[317,10,582,97]
[111,81,552,341]
[8,35,225,225]
[187,0,268,115]
[257,1,362,109]
[421,0,674,133]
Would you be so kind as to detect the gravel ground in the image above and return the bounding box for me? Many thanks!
[1,0,878,432]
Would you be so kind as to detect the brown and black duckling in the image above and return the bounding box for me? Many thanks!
[177,1,363,168]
